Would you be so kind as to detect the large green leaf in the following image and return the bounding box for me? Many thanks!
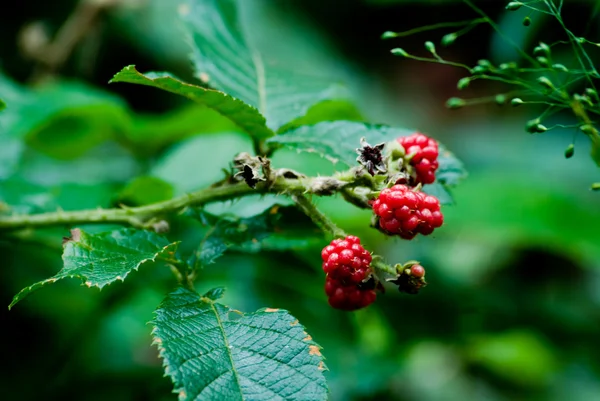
[266,121,413,166]
[187,204,322,268]
[127,105,241,155]
[9,228,179,309]
[110,65,273,140]
[152,287,328,401]
[0,74,129,163]
[181,0,349,130]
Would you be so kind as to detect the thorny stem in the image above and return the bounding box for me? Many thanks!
[371,257,398,277]
[291,194,347,238]
[0,174,370,232]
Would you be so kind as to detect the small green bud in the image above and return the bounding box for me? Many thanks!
[391,48,408,57]
[564,144,575,158]
[441,33,457,47]
[552,63,568,72]
[511,98,524,106]
[536,56,550,67]
[381,31,397,39]
[580,124,597,136]
[523,16,531,26]
[525,119,547,133]
[591,183,600,191]
[477,59,492,68]
[537,76,555,90]
[425,41,436,53]
[499,62,517,70]
[495,94,507,105]
[457,77,470,90]
[446,97,466,109]
[533,42,551,57]
[471,65,487,75]
[506,2,524,11]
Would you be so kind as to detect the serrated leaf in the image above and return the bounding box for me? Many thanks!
[181,0,350,130]
[202,287,226,301]
[110,65,273,140]
[9,228,179,309]
[266,121,413,166]
[152,287,328,401]
[187,204,323,268]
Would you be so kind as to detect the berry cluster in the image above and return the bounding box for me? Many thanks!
[397,133,439,184]
[321,236,376,310]
[372,185,443,239]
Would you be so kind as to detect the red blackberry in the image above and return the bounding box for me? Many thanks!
[372,185,443,239]
[325,276,377,311]
[397,133,439,184]
[321,235,372,283]
[321,235,377,310]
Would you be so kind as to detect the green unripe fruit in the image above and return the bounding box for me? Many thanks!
[506,2,524,11]
[446,97,466,109]
[391,48,408,57]
[564,144,575,159]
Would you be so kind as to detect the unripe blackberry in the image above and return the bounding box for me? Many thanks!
[372,185,443,239]
[397,133,439,184]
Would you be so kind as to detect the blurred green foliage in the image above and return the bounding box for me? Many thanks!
[2,0,600,400]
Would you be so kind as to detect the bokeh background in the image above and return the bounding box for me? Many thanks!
[2,0,600,400]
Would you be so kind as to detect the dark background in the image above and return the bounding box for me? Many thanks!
[2,1,600,400]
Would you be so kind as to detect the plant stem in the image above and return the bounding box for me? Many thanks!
[0,175,358,232]
[371,258,398,277]
[291,194,346,238]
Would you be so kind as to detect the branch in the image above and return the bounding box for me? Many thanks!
[0,175,353,232]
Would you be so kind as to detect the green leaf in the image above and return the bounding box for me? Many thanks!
[0,179,114,215]
[181,0,350,130]
[9,228,179,309]
[151,133,252,194]
[436,142,467,187]
[0,74,129,161]
[116,176,174,206]
[466,330,558,387]
[277,100,364,134]
[187,204,323,268]
[110,65,273,140]
[127,105,241,155]
[152,287,328,401]
[266,121,413,166]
